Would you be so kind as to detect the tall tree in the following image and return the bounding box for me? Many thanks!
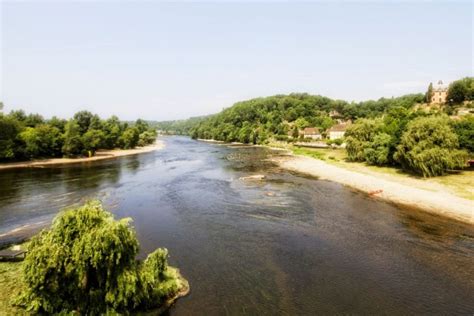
[73,110,94,134]
[425,82,433,103]
[395,116,468,177]
[62,120,83,157]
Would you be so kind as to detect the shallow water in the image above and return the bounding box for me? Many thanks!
[0,136,473,314]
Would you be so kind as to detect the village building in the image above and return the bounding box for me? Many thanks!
[302,127,322,140]
[431,80,448,104]
[328,122,350,140]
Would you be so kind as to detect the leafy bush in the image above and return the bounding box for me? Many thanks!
[20,125,63,158]
[345,118,389,164]
[363,133,392,165]
[452,115,474,153]
[446,77,474,105]
[138,130,158,147]
[0,114,22,160]
[395,116,468,177]
[120,127,140,149]
[15,201,183,314]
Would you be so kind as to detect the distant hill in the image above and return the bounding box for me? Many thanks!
[154,115,212,135]
[189,93,425,144]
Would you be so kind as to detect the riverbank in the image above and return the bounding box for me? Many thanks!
[0,140,164,171]
[272,153,474,224]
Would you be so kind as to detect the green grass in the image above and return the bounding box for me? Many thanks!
[0,261,26,315]
[283,144,474,201]
[291,146,348,162]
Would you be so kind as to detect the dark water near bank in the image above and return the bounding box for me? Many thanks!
[1,136,473,315]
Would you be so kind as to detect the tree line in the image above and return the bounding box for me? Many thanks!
[0,110,157,161]
[190,93,426,144]
[189,77,473,177]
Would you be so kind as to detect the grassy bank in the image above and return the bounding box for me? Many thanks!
[268,141,474,201]
[0,262,25,315]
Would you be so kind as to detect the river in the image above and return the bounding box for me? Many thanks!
[0,136,473,315]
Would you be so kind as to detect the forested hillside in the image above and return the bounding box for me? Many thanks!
[188,77,473,176]
[155,115,211,135]
[190,93,425,143]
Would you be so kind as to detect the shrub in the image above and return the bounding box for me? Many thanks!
[15,201,184,314]
[345,118,387,164]
[120,127,140,149]
[138,130,157,147]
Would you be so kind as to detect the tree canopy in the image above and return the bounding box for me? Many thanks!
[394,116,468,177]
[0,111,157,161]
[190,93,425,144]
[446,77,474,105]
[16,201,186,314]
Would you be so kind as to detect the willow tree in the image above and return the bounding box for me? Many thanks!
[16,201,187,314]
[395,116,468,177]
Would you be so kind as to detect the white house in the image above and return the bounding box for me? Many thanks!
[302,127,322,140]
[328,123,350,140]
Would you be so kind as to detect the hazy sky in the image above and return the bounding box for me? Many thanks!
[1,1,472,121]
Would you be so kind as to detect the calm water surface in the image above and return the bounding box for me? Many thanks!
[0,136,473,315]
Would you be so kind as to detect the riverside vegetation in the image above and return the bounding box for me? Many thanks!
[0,109,157,161]
[174,77,473,177]
[1,201,188,314]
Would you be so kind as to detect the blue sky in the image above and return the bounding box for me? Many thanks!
[1,1,472,121]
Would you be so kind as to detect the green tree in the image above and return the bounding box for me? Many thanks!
[0,114,22,160]
[19,124,62,158]
[452,115,474,153]
[425,82,433,103]
[363,133,392,165]
[8,110,27,122]
[138,130,157,147]
[24,113,45,127]
[119,127,139,149]
[48,116,67,132]
[446,77,474,105]
[395,116,468,177]
[62,120,83,157]
[103,116,123,149]
[135,119,149,134]
[16,201,185,314]
[345,118,385,163]
[294,117,310,130]
[81,129,106,154]
[73,110,94,134]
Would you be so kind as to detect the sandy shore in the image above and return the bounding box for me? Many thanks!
[274,154,474,224]
[197,138,225,143]
[0,140,164,171]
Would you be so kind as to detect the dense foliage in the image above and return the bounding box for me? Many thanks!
[446,77,474,105]
[452,115,474,153]
[186,82,473,176]
[345,113,472,176]
[155,115,210,135]
[394,116,468,177]
[190,93,424,144]
[0,110,157,161]
[15,201,184,314]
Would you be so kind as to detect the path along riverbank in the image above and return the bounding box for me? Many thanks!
[0,140,164,171]
[272,153,474,224]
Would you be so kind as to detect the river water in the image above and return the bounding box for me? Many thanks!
[0,136,473,315]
